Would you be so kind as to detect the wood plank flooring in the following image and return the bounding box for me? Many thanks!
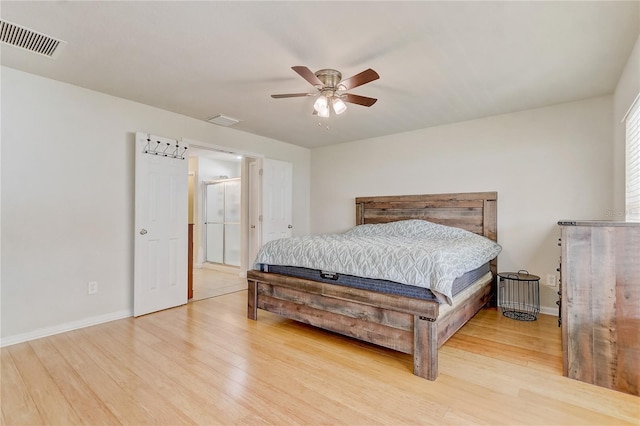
[190,268,247,302]
[2,290,639,425]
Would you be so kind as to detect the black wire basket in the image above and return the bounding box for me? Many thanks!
[498,270,540,321]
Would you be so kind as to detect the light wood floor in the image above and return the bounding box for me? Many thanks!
[2,291,638,425]
[190,268,247,302]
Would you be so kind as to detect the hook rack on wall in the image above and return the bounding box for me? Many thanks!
[143,134,187,160]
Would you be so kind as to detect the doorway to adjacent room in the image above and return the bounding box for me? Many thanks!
[188,147,256,301]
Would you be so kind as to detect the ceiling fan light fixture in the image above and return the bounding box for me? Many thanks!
[313,95,328,113]
[332,98,347,115]
[317,106,330,118]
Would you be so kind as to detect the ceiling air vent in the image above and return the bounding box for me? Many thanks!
[207,115,240,127]
[0,19,66,59]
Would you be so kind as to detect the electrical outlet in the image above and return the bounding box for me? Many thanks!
[88,281,98,295]
[546,274,557,287]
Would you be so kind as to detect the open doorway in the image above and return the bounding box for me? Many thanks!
[187,146,261,302]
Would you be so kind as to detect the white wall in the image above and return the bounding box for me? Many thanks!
[198,157,241,181]
[0,66,310,344]
[310,96,614,313]
[613,34,640,218]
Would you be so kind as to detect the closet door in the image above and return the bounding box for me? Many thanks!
[224,179,241,266]
[205,182,225,263]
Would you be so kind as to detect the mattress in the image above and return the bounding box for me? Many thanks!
[256,262,491,303]
[254,219,502,304]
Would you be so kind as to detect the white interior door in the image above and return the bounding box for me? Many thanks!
[262,158,293,244]
[134,132,189,317]
[247,159,262,265]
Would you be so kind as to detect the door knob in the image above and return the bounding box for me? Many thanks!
[288,225,293,229]
[250,225,256,229]
[139,229,148,235]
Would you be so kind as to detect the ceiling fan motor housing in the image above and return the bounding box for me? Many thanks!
[315,69,342,90]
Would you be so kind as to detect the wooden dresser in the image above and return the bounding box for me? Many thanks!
[558,220,639,395]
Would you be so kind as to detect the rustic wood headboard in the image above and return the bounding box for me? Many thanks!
[355,192,498,276]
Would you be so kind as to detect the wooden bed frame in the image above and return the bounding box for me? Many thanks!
[247,192,498,380]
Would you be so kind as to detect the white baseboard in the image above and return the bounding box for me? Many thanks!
[0,309,132,348]
[539,305,559,317]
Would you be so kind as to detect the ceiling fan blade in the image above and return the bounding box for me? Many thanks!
[338,68,380,91]
[343,93,378,107]
[292,66,324,87]
[271,93,315,99]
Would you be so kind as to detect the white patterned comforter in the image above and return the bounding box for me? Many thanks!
[254,219,502,304]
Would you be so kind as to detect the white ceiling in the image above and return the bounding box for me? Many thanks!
[1,1,638,148]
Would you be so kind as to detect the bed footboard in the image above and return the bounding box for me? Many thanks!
[247,270,493,380]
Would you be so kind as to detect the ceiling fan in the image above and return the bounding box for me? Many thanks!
[271,66,380,117]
